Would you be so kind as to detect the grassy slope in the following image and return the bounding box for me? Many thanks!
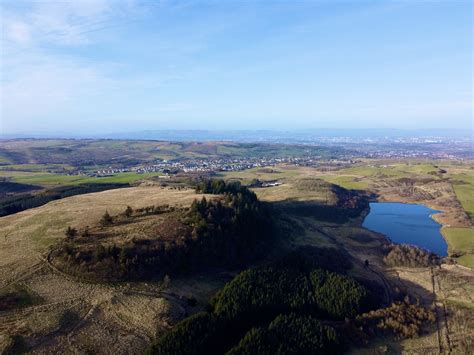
[0,171,164,186]
[453,184,474,221]
[0,187,220,354]
[443,170,474,268]
[0,186,210,265]
[450,173,474,221]
[316,175,368,190]
[442,227,474,268]
[217,167,301,184]
[315,163,440,190]
[217,167,334,203]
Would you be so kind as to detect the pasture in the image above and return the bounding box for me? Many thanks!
[0,170,164,186]
[442,227,474,268]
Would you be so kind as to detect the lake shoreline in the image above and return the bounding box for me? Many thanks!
[363,201,448,256]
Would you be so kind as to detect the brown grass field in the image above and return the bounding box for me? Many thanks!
[0,186,221,354]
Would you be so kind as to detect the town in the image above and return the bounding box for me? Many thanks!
[91,156,335,176]
[88,140,471,177]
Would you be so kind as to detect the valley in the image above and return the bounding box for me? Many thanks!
[2,1,471,353]
[0,139,473,354]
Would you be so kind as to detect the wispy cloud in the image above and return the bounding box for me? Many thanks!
[0,0,142,132]
[2,0,121,47]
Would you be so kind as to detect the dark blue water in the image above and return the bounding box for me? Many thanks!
[363,202,447,256]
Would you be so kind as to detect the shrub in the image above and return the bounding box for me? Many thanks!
[65,226,77,239]
[59,310,80,331]
[356,297,436,338]
[124,205,133,217]
[0,288,37,311]
[100,210,113,226]
[80,226,90,238]
[4,335,28,355]
[383,244,439,268]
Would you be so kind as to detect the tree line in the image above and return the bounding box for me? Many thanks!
[53,180,273,281]
[147,247,370,354]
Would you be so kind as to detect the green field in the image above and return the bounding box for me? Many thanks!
[217,167,301,184]
[1,171,164,186]
[0,163,72,171]
[450,173,474,221]
[442,227,474,268]
[453,184,474,221]
[310,162,440,190]
[339,162,440,178]
[316,175,368,190]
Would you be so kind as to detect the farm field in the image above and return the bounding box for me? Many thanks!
[0,170,165,186]
[316,175,369,190]
[450,173,474,221]
[217,166,302,183]
[442,227,474,268]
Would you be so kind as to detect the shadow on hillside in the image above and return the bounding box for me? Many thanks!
[273,199,440,351]
[273,199,366,224]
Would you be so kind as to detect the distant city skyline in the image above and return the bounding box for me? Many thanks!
[1,0,472,135]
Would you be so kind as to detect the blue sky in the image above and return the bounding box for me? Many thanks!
[1,0,472,135]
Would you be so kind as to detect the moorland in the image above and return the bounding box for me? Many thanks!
[0,139,473,354]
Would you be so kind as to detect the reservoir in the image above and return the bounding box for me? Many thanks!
[363,202,448,256]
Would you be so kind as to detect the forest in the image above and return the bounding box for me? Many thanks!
[147,245,437,354]
[147,247,371,354]
[52,180,273,281]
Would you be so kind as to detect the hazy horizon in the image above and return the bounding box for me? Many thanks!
[1,0,472,135]
[1,127,471,141]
